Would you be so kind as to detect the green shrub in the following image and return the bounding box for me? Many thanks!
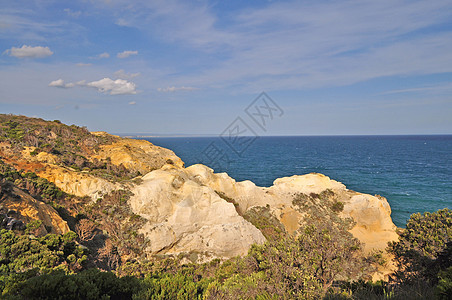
[11,269,141,300]
[332,201,344,213]
[436,266,452,299]
[388,208,452,283]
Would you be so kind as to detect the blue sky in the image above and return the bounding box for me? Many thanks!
[1,0,451,135]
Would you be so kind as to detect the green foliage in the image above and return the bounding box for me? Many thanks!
[332,201,344,213]
[9,268,141,300]
[388,208,452,283]
[80,190,148,261]
[25,220,43,234]
[243,206,286,240]
[204,213,372,299]
[0,160,66,204]
[1,197,447,299]
[4,120,25,141]
[0,229,88,296]
[436,266,452,299]
[138,272,210,300]
[399,209,451,259]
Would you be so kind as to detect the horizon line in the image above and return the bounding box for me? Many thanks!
[116,133,452,138]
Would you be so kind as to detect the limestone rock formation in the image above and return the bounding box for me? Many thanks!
[130,165,266,260]
[130,164,398,259]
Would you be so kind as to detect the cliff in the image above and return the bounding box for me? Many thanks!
[0,114,398,278]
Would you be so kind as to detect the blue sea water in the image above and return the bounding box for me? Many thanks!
[144,136,452,228]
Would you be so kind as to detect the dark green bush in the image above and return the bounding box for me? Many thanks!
[388,208,452,283]
[12,268,141,300]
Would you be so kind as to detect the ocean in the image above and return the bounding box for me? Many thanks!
[144,135,452,228]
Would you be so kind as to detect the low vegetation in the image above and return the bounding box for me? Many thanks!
[0,208,450,299]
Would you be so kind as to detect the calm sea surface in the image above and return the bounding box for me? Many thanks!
[144,136,452,227]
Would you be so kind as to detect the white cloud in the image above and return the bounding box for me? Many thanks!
[117,50,138,58]
[4,45,53,58]
[98,52,110,59]
[128,101,136,105]
[114,69,140,79]
[96,0,452,91]
[86,78,137,95]
[157,86,198,93]
[48,79,74,88]
[99,1,232,51]
[49,77,137,95]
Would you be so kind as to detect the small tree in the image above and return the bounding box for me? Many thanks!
[75,219,97,242]
[242,215,371,299]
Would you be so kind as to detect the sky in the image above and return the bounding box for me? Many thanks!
[1,0,452,135]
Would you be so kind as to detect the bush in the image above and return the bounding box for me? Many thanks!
[138,272,210,300]
[388,208,452,283]
[0,229,88,295]
[11,269,142,300]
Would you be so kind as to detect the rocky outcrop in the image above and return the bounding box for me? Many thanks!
[184,165,398,252]
[0,182,70,235]
[130,165,266,260]
[130,164,398,263]
[3,153,119,200]
[343,193,398,252]
[91,132,184,174]
[35,165,119,200]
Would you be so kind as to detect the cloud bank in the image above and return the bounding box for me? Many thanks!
[49,77,137,95]
[4,45,53,58]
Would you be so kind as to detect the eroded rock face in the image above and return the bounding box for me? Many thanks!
[130,165,266,260]
[132,164,398,260]
[343,193,398,252]
[36,165,120,200]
